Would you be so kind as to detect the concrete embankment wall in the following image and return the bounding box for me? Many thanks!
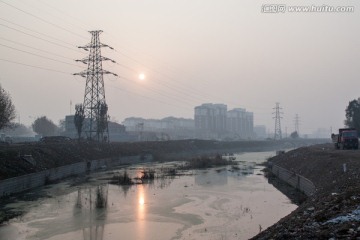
[0,155,142,197]
[270,163,316,196]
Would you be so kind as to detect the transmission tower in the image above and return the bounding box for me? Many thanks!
[272,102,283,140]
[74,30,117,141]
[294,114,300,134]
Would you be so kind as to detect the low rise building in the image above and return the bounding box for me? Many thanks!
[63,115,130,141]
[122,116,195,140]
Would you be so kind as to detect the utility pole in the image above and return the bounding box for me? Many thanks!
[273,102,283,140]
[74,30,117,142]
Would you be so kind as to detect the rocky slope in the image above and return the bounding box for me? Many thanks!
[252,143,360,239]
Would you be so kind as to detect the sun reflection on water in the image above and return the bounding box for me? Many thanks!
[136,184,146,240]
[137,185,145,216]
[139,196,145,205]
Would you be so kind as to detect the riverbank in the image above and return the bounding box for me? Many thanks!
[0,139,326,181]
[0,151,297,240]
[252,143,360,239]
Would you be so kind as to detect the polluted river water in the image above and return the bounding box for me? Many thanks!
[0,151,297,240]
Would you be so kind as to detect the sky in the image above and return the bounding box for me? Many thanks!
[0,0,359,136]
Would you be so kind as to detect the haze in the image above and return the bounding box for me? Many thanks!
[0,0,359,136]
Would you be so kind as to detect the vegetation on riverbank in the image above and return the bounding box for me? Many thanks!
[108,153,237,186]
[181,154,236,169]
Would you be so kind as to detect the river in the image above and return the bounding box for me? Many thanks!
[0,151,297,240]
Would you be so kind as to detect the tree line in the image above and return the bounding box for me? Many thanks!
[0,84,61,137]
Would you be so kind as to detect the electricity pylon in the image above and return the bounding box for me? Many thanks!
[74,30,117,142]
[294,114,300,134]
[273,102,283,140]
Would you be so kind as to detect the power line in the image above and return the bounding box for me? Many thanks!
[111,75,196,107]
[0,17,77,47]
[109,50,213,104]
[3,0,246,109]
[0,0,270,118]
[0,36,77,60]
[0,23,82,53]
[105,76,191,110]
[112,48,217,103]
[37,0,93,31]
[0,43,82,68]
[1,57,206,115]
[0,0,87,40]
[102,63,198,107]
[0,58,70,74]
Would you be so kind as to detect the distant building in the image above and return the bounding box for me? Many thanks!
[309,128,331,139]
[194,103,227,139]
[107,121,128,141]
[122,117,146,132]
[254,125,267,139]
[64,115,77,138]
[122,116,195,140]
[244,111,254,139]
[194,103,254,140]
[227,108,246,138]
[63,115,130,141]
[226,108,254,139]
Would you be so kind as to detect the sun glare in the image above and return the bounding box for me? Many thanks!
[139,197,145,205]
[138,73,146,81]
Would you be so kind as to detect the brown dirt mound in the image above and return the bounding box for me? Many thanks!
[252,143,360,239]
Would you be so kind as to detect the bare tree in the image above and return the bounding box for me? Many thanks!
[74,104,85,140]
[0,84,16,131]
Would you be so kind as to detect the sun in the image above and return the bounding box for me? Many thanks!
[138,73,146,81]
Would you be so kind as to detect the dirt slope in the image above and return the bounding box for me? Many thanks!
[253,144,360,239]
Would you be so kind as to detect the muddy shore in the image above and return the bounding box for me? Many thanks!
[252,143,360,239]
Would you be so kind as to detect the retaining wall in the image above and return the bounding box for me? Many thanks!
[0,155,143,197]
[270,163,316,196]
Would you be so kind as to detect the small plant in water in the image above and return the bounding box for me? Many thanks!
[111,170,133,185]
[141,168,155,180]
[95,185,108,208]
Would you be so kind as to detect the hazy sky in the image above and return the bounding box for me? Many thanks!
[0,0,359,135]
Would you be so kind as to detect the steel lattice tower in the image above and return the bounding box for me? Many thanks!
[294,114,300,134]
[273,102,283,140]
[74,30,117,141]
